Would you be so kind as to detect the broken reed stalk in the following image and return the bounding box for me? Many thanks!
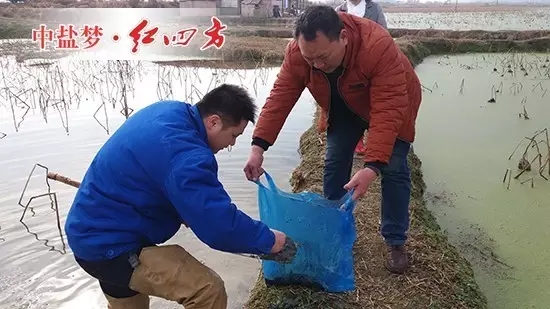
[505,128,550,187]
[502,168,510,183]
[520,177,532,185]
[515,154,541,179]
[519,105,529,120]
[47,172,80,188]
[458,78,464,94]
[520,177,536,188]
[520,134,536,159]
[508,138,526,160]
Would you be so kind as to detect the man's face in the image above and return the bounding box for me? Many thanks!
[297,30,348,73]
[204,115,248,154]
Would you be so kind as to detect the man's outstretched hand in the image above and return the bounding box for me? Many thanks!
[261,230,297,264]
[244,145,265,181]
[270,229,287,253]
[343,167,378,201]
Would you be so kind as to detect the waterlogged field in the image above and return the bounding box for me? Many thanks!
[0,7,549,309]
[414,52,550,309]
[0,57,316,309]
[386,8,550,30]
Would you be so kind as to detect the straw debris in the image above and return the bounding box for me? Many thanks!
[245,108,486,309]
[5,23,546,308]
[240,29,550,309]
[169,29,550,69]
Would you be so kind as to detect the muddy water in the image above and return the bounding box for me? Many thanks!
[414,53,550,309]
[0,58,316,309]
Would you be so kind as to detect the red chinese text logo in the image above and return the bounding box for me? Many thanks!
[31,24,104,50]
[32,25,54,50]
[163,28,198,47]
[128,18,158,54]
[31,17,227,54]
[201,17,227,51]
[81,25,104,49]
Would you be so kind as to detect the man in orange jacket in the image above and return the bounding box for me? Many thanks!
[243,6,421,274]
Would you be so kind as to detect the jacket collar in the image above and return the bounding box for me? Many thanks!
[339,12,359,70]
[190,104,208,143]
[339,0,372,13]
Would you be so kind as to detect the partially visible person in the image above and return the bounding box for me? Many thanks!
[243,6,421,274]
[336,0,388,155]
[65,84,289,309]
[336,0,387,30]
[273,4,282,18]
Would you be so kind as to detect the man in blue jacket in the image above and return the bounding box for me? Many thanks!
[64,84,288,309]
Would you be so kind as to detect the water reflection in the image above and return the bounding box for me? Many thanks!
[0,58,316,308]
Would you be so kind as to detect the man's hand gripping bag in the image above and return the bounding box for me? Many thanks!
[255,172,357,293]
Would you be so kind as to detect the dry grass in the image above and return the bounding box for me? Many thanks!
[156,37,288,69]
[223,28,550,41]
[237,30,550,309]
[245,109,485,309]
[3,22,547,308]
[160,30,550,70]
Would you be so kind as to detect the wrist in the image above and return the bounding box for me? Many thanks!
[364,161,385,176]
[364,166,380,177]
[251,145,265,155]
[251,137,271,152]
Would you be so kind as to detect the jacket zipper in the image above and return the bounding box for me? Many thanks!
[335,68,370,124]
[320,72,332,119]
[319,68,409,146]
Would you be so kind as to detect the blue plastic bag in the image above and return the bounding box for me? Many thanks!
[255,171,357,293]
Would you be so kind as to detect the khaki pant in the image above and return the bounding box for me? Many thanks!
[104,245,227,309]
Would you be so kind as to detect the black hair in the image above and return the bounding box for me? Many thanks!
[196,84,257,126]
[294,5,344,42]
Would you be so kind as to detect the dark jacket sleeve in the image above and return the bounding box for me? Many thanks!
[164,151,275,255]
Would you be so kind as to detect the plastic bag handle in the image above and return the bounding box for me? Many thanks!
[340,189,355,211]
[255,171,355,211]
[253,171,278,191]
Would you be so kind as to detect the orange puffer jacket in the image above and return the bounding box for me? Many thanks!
[253,13,422,165]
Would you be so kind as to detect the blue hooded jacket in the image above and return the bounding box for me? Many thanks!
[64,100,275,261]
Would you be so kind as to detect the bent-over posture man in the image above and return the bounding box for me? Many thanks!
[65,84,288,309]
[335,0,388,155]
[243,6,421,274]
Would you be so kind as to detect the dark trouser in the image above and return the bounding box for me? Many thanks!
[323,117,411,246]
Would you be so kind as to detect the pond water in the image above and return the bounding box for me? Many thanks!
[1,9,549,308]
[386,8,550,30]
[0,58,316,308]
[414,52,550,309]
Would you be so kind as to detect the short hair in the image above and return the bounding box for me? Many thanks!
[196,84,257,127]
[294,5,344,42]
